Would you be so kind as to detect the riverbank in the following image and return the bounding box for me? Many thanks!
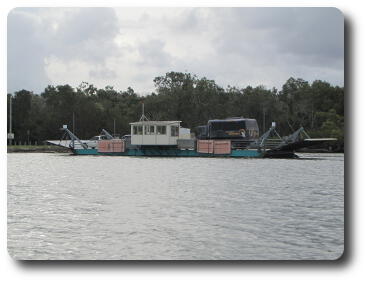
[7,145,71,153]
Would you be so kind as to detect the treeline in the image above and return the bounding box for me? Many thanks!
[7,72,344,150]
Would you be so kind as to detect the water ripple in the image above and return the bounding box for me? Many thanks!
[7,153,344,260]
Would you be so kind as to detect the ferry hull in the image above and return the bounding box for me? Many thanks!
[73,148,264,158]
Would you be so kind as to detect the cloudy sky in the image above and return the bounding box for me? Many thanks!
[7,7,344,95]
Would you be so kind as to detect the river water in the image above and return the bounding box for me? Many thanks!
[7,153,344,260]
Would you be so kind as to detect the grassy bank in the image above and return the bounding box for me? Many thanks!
[7,145,71,153]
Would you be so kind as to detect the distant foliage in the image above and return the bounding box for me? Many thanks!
[7,72,344,151]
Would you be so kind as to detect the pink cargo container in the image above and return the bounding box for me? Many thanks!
[98,140,125,153]
[197,140,231,154]
[213,140,231,154]
[97,140,109,152]
[112,140,124,152]
[197,140,214,153]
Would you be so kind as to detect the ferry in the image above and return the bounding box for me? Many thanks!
[50,111,336,158]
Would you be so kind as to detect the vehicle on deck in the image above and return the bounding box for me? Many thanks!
[85,135,109,149]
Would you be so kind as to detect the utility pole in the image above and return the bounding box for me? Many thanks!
[9,96,12,134]
[113,119,116,137]
[263,107,266,133]
[72,112,75,134]
[8,95,13,145]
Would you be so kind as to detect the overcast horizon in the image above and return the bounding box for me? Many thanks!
[7,7,344,95]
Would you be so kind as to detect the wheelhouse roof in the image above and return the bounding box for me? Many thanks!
[208,118,256,123]
[130,121,181,126]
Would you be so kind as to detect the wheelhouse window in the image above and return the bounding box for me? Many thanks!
[133,126,143,135]
[156,125,166,135]
[171,125,179,137]
[144,125,155,135]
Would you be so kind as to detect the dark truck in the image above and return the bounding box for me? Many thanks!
[196,117,259,141]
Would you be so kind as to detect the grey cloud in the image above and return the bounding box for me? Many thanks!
[89,68,117,80]
[172,8,201,32]
[7,7,121,93]
[7,8,51,93]
[202,7,344,88]
[7,7,344,94]
[53,8,121,62]
[58,8,119,43]
[137,39,172,67]
[272,8,343,60]
[214,8,343,66]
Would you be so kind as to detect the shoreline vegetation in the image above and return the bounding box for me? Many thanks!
[7,145,71,153]
[7,72,344,152]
